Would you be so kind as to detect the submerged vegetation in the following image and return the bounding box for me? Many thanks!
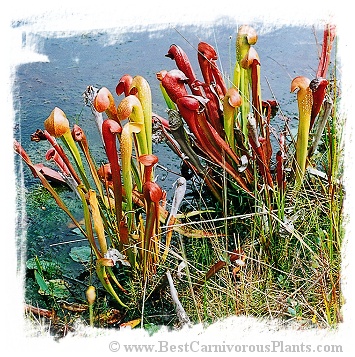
[16,24,343,337]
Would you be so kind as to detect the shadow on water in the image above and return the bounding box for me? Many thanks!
[13,21,325,309]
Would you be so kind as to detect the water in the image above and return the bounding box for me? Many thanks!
[14,23,323,151]
[14,23,325,186]
[13,22,326,302]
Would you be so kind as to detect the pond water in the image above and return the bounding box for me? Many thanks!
[13,22,326,304]
[14,22,324,165]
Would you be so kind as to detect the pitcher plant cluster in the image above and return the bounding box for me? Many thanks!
[15,24,338,317]
[154,24,337,260]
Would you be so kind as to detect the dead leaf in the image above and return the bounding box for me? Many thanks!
[120,318,141,329]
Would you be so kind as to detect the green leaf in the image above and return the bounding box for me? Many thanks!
[26,257,60,273]
[287,307,297,317]
[144,323,161,336]
[277,274,287,286]
[38,279,70,299]
[69,246,92,262]
[34,270,50,294]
